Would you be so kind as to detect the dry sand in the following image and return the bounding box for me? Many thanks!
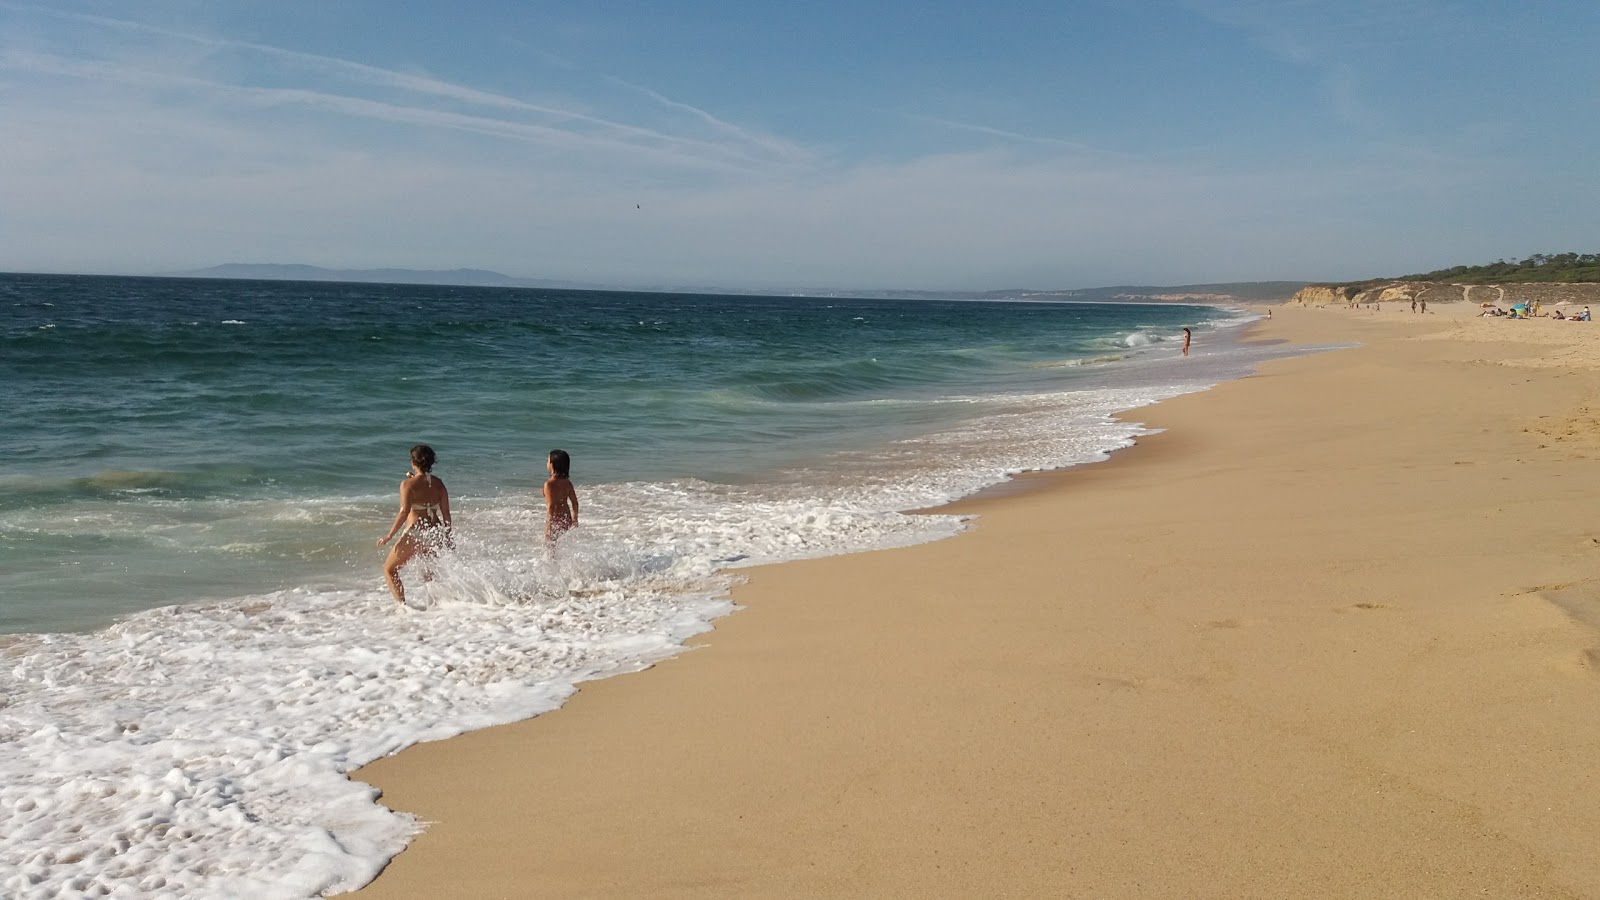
[353,303,1600,899]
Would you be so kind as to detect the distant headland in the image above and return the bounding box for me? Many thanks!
[168,264,1305,305]
[170,263,594,290]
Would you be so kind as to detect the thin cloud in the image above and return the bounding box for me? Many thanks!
[902,113,1103,154]
[8,5,802,173]
[607,76,814,167]
[494,35,578,72]
[0,51,792,176]
[1178,0,1463,60]
[1174,0,1467,134]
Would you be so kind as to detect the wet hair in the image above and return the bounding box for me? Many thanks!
[548,449,571,478]
[410,444,436,472]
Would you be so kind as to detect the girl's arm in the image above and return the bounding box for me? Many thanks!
[438,481,456,549]
[377,482,412,546]
[568,487,578,525]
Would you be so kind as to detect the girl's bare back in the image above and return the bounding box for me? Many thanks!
[543,474,578,541]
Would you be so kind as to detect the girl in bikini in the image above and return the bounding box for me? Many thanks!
[377,444,452,604]
[543,449,579,545]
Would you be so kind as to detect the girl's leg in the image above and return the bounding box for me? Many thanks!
[383,542,418,603]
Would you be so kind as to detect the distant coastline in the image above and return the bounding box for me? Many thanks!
[163,264,1305,305]
[169,263,594,290]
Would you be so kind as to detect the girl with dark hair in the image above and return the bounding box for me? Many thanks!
[543,449,579,544]
[377,444,452,604]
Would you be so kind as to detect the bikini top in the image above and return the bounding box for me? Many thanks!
[409,473,442,518]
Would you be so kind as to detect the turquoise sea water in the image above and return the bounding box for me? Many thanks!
[0,273,1306,898]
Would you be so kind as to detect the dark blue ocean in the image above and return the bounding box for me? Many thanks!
[0,273,1298,898]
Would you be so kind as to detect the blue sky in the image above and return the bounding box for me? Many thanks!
[1,0,1596,290]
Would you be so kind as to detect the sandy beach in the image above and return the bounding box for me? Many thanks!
[353,302,1600,899]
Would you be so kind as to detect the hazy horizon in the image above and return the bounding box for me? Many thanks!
[2,263,1314,297]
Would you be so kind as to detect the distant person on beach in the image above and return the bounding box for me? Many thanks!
[377,444,452,605]
[1182,328,1192,357]
[1421,298,1428,313]
[1411,297,1417,313]
[544,449,580,544]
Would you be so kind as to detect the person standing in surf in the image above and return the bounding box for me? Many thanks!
[1182,327,1192,357]
[544,449,580,545]
[377,444,452,604]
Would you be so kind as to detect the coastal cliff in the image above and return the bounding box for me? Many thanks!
[1291,282,1600,307]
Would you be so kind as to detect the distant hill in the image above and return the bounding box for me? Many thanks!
[170,264,598,290]
[167,265,1303,304]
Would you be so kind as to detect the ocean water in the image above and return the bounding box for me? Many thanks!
[0,273,1307,898]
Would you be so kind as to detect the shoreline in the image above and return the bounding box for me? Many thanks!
[353,302,1600,898]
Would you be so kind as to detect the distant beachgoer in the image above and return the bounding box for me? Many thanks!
[1182,328,1192,357]
[1583,307,1593,322]
[1420,298,1428,314]
[377,444,452,605]
[1267,308,1273,319]
[1411,298,1417,313]
[544,449,580,544]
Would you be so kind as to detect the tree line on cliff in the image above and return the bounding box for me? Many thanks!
[1337,252,1600,288]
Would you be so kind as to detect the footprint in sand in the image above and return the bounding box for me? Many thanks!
[1197,616,1270,629]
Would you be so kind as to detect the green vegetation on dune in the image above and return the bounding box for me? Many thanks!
[1391,252,1600,285]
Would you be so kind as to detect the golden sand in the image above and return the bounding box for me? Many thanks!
[353,302,1600,899]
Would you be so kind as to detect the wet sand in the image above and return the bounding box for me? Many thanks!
[353,301,1600,899]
